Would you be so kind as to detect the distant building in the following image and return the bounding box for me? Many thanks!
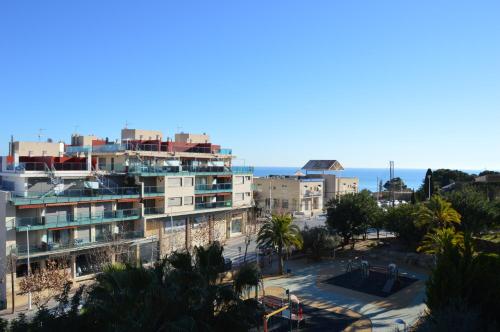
[254,176,324,216]
[302,160,359,204]
[254,160,359,215]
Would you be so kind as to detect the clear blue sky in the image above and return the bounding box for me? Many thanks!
[1,1,499,169]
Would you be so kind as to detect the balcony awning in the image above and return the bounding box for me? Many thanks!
[46,202,78,207]
[17,204,45,209]
[118,198,140,203]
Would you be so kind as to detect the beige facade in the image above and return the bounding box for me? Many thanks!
[254,176,324,216]
[305,174,359,203]
[175,133,210,144]
[12,141,63,157]
[71,135,98,147]
[121,129,163,141]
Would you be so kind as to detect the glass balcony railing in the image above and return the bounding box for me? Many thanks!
[15,208,141,230]
[143,186,165,196]
[7,162,90,172]
[10,187,140,205]
[195,200,232,210]
[231,166,254,174]
[144,207,165,215]
[128,163,253,175]
[11,162,47,172]
[14,230,145,255]
[52,162,88,171]
[194,183,232,193]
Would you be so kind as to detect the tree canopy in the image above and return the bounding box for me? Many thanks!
[326,190,379,247]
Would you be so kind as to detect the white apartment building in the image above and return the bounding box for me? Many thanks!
[0,130,254,309]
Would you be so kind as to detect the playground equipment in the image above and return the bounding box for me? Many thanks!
[346,259,353,273]
[260,287,305,332]
[361,260,370,279]
[388,263,399,280]
[382,263,399,293]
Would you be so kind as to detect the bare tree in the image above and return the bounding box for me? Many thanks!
[18,260,71,308]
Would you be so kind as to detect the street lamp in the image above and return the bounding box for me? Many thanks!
[26,225,32,310]
[427,174,432,200]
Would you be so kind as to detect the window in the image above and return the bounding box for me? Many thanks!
[235,193,244,201]
[231,218,242,234]
[245,176,251,181]
[245,192,251,197]
[168,197,182,206]
[282,199,289,209]
[183,177,194,187]
[234,176,244,185]
[184,196,193,205]
[167,177,182,187]
[282,184,287,188]
[98,158,106,169]
[164,218,185,231]
[273,199,279,208]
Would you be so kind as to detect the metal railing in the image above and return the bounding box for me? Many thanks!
[10,187,140,205]
[14,230,145,255]
[194,183,232,191]
[195,200,232,210]
[15,208,141,230]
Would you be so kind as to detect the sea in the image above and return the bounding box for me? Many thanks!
[253,167,482,192]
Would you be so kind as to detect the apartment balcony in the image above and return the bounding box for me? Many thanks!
[10,187,140,205]
[194,183,232,194]
[5,162,89,173]
[128,163,253,176]
[15,208,141,231]
[195,200,232,210]
[144,206,165,215]
[66,144,232,155]
[143,186,165,197]
[13,230,145,257]
[129,164,233,176]
[231,166,254,174]
[303,190,322,197]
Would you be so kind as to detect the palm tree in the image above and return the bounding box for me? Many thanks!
[418,227,464,255]
[257,214,303,275]
[233,262,261,299]
[417,195,461,230]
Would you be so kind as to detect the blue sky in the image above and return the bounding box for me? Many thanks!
[1,1,499,169]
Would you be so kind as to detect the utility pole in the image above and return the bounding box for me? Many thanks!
[10,249,15,314]
[26,226,32,310]
[269,180,272,215]
[389,161,395,207]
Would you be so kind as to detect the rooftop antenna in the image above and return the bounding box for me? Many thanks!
[176,126,182,133]
[73,125,79,135]
[37,128,46,141]
[124,121,131,129]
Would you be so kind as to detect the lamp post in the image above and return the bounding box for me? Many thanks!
[427,174,432,200]
[26,225,32,310]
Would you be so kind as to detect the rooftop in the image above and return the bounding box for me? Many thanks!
[302,160,344,171]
